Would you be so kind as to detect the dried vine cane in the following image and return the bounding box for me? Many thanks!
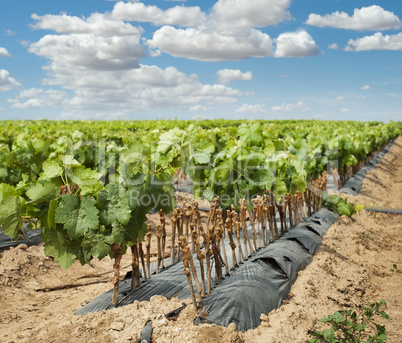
[111,243,122,307]
[306,188,312,216]
[156,224,162,274]
[253,201,261,249]
[203,227,213,295]
[271,193,279,240]
[170,215,177,264]
[275,201,284,237]
[185,205,192,243]
[159,209,166,267]
[210,225,223,286]
[138,240,147,282]
[207,197,219,228]
[216,210,229,275]
[266,203,274,242]
[193,203,201,238]
[180,237,198,311]
[145,230,152,279]
[130,243,141,291]
[287,194,294,228]
[192,229,206,297]
[249,207,257,252]
[258,202,267,247]
[182,236,202,302]
[233,213,244,263]
[176,209,184,261]
[240,200,254,256]
[225,217,237,270]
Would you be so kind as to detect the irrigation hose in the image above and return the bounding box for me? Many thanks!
[364,208,402,215]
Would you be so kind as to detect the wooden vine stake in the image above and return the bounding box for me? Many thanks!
[145,230,152,279]
[225,218,237,269]
[159,209,166,268]
[217,211,229,276]
[156,224,162,274]
[180,237,198,311]
[192,229,206,297]
[138,240,147,282]
[111,243,122,307]
[204,227,213,295]
[170,215,177,264]
[130,243,141,291]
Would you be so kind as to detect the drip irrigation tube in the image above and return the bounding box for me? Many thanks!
[364,208,402,215]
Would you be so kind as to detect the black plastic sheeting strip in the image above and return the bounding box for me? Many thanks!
[76,208,338,333]
[339,140,395,196]
[0,224,42,252]
[364,207,402,215]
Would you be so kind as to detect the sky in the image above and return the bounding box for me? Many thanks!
[0,0,401,122]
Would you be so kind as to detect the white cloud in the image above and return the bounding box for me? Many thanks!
[311,114,326,119]
[148,26,273,61]
[281,74,289,78]
[345,32,402,51]
[216,69,253,84]
[111,2,207,27]
[336,96,344,101]
[0,47,11,57]
[143,0,309,61]
[274,31,319,57]
[29,33,145,71]
[0,69,20,91]
[8,88,68,109]
[31,13,141,36]
[306,5,401,31]
[211,0,292,30]
[328,43,339,50]
[361,85,371,90]
[340,108,351,113]
[189,105,211,112]
[272,101,309,112]
[236,103,267,113]
[5,30,15,36]
[357,96,366,100]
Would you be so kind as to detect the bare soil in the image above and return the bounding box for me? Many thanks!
[1,137,401,343]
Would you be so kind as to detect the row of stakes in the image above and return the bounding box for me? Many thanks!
[125,173,328,311]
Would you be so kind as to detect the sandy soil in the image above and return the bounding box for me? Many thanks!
[0,137,401,343]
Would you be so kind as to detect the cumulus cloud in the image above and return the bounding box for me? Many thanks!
[111,2,207,27]
[361,85,371,90]
[336,96,344,101]
[328,43,339,50]
[31,13,141,36]
[0,47,11,57]
[340,108,351,113]
[189,105,211,112]
[306,5,401,31]
[148,26,273,61]
[216,69,253,84]
[210,0,292,30]
[29,34,145,71]
[142,0,304,61]
[272,101,309,112]
[8,88,68,108]
[236,103,267,113]
[345,32,402,51]
[274,31,319,57]
[5,29,15,36]
[27,8,248,117]
[0,69,20,91]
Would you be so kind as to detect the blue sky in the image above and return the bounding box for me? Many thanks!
[0,0,401,121]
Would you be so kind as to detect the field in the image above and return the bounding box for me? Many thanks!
[0,120,401,342]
